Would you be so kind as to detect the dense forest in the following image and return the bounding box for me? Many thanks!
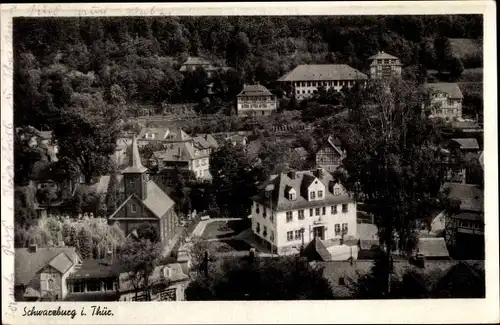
[14,15,483,127]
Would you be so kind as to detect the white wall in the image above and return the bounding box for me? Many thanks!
[252,200,357,254]
[429,93,462,119]
[237,96,277,116]
[291,80,364,100]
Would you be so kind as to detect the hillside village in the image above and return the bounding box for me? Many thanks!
[13,16,484,301]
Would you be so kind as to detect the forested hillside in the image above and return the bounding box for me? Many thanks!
[14,15,482,126]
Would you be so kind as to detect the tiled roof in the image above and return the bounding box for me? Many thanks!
[425,83,464,99]
[441,182,484,212]
[119,263,189,293]
[179,57,213,71]
[453,212,483,222]
[368,51,400,61]
[252,169,354,211]
[417,237,450,259]
[138,127,192,142]
[122,136,148,174]
[278,64,368,82]
[153,141,209,162]
[195,134,219,149]
[451,138,480,150]
[108,180,175,220]
[67,259,122,279]
[237,84,274,97]
[15,247,80,286]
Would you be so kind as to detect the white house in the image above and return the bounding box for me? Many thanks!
[236,84,277,116]
[424,83,464,120]
[278,64,368,100]
[251,168,357,256]
[367,51,402,80]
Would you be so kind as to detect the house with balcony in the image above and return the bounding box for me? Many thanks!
[236,84,277,116]
[315,136,346,173]
[277,64,368,100]
[441,182,484,259]
[251,168,358,257]
[425,83,464,120]
[367,51,402,80]
[149,141,211,180]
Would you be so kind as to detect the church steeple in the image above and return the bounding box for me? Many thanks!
[122,135,148,200]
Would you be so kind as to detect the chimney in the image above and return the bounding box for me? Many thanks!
[29,244,38,253]
[314,167,324,179]
[177,146,181,158]
[287,170,296,179]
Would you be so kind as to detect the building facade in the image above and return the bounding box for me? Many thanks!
[251,168,357,256]
[108,136,178,245]
[315,136,346,173]
[278,64,368,100]
[367,51,402,80]
[425,83,464,120]
[236,84,277,116]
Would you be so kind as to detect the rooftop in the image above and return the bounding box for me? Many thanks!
[451,138,480,150]
[138,127,193,143]
[417,237,450,259]
[425,83,464,99]
[122,135,148,174]
[278,64,368,82]
[253,168,354,211]
[368,51,400,61]
[441,182,484,212]
[237,84,274,97]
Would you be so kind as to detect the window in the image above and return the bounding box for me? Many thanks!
[87,279,101,292]
[131,204,137,213]
[331,205,338,214]
[342,204,348,213]
[47,278,54,290]
[322,207,326,215]
[256,222,260,233]
[338,277,345,285]
[295,230,302,240]
[286,211,293,222]
[342,223,348,234]
[287,231,294,241]
[335,224,341,236]
[298,210,305,220]
[71,280,84,293]
[309,209,314,217]
[315,208,320,216]
[310,191,316,200]
[270,212,274,223]
[318,190,323,198]
[256,204,260,214]
[270,231,275,241]
[289,192,296,200]
[263,226,267,237]
[129,179,135,186]
[334,188,340,196]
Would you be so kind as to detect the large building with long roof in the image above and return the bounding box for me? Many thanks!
[277,64,368,100]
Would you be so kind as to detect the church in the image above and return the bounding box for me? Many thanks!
[108,135,178,245]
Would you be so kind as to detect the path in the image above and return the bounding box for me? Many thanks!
[191,217,243,238]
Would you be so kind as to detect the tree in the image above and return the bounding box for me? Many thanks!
[209,142,262,218]
[339,79,447,296]
[106,172,120,214]
[185,255,335,300]
[77,226,93,259]
[117,237,163,301]
[434,36,453,74]
[448,57,465,80]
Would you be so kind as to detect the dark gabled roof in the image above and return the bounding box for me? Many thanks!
[67,259,123,280]
[453,212,483,222]
[425,83,464,99]
[253,169,354,211]
[108,180,175,220]
[195,134,219,149]
[278,64,368,82]
[237,84,274,97]
[137,127,192,142]
[441,182,484,212]
[153,141,209,162]
[15,247,80,286]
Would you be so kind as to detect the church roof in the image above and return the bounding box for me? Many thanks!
[122,135,148,174]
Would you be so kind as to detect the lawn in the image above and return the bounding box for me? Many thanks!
[201,219,250,239]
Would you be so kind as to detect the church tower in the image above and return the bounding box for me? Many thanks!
[122,135,148,200]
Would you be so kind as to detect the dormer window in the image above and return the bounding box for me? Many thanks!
[288,188,297,201]
[334,188,340,196]
[318,190,323,199]
[131,204,137,213]
[310,191,316,200]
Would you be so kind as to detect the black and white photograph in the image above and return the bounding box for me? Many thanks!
[1,2,498,324]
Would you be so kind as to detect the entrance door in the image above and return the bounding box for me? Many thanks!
[313,226,325,240]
